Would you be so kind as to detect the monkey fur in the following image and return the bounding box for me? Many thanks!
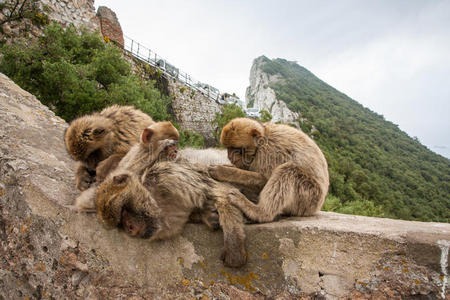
[95,125,249,267]
[64,105,154,191]
[73,121,180,212]
[209,117,329,223]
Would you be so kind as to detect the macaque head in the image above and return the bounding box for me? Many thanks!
[220,118,265,169]
[141,121,180,162]
[95,171,162,239]
[65,116,114,167]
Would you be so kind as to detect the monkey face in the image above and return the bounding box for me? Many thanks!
[121,209,159,239]
[227,147,255,170]
[65,116,113,165]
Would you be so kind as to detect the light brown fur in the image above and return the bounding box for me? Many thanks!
[73,121,180,212]
[95,126,249,267]
[210,117,329,222]
[64,105,154,191]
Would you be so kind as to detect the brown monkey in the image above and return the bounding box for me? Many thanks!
[64,105,154,191]
[209,118,329,223]
[96,129,249,267]
[73,121,180,212]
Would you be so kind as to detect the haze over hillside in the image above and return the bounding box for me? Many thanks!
[251,56,450,222]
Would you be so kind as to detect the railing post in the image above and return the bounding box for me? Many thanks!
[130,39,134,53]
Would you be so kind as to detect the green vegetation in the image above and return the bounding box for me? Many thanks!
[0,23,170,122]
[178,128,204,149]
[212,103,246,142]
[260,56,449,222]
[259,109,272,122]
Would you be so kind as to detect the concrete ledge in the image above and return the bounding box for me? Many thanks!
[0,73,449,299]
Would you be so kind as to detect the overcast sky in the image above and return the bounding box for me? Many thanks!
[95,0,450,159]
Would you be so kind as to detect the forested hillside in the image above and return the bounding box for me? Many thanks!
[258,56,449,222]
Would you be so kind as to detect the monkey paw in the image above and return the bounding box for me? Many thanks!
[221,234,247,268]
[75,172,95,191]
[221,247,247,268]
[203,210,220,231]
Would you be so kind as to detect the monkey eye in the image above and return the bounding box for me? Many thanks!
[93,128,105,136]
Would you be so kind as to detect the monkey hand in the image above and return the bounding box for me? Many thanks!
[208,165,235,182]
[75,164,95,191]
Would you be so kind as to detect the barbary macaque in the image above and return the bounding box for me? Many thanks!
[209,118,329,223]
[73,121,180,212]
[95,124,249,267]
[64,105,154,191]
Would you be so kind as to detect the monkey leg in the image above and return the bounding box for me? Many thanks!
[229,162,323,223]
[209,165,267,189]
[75,162,95,191]
[215,189,247,268]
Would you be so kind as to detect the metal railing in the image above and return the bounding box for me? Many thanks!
[123,35,221,102]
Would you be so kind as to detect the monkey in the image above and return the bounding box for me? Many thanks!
[208,117,329,223]
[95,126,249,267]
[72,121,180,212]
[64,105,154,191]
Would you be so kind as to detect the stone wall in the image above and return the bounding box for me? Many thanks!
[41,0,99,30]
[0,72,449,299]
[169,79,222,146]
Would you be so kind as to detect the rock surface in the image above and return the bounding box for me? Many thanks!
[246,56,299,124]
[0,73,449,299]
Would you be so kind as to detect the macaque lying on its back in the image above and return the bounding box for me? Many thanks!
[95,122,251,267]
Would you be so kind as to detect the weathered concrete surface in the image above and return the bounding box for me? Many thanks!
[0,72,449,299]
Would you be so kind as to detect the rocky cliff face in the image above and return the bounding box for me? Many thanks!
[246,56,299,124]
[0,73,449,299]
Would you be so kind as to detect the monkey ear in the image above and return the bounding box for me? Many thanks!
[250,128,262,138]
[141,128,154,145]
[113,174,129,184]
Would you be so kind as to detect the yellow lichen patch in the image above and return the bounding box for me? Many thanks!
[414,279,420,285]
[35,262,46,272]
[0,186,4,197]
[357,281,367,287]
[181,279,190,286]
[209,280,214,286]
[199,262,206,269]
[220,270,259,291]
[440,275,444,280]
[201,295,210,300]
[20,225,27,233]
[17,280,21,287]
[262,252,269,259]
[402,267,408,273]
[384,266,389,271]
[25,296,30,300]
[177,257,184,265]
[376,265,382,270]
[212,273,218,278]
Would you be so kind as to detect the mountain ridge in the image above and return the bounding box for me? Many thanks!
[249,55,449,222]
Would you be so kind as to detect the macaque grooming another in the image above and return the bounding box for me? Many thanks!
[209,118,329,223]
[64,105,154,191]
[95,123,249,267]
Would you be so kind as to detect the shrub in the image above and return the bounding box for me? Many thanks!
[0,22,170,122]
[212,103,246,142]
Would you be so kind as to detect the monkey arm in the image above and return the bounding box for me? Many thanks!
[75,162,95,191]
[208,165,267,189]
[95,153,125,183]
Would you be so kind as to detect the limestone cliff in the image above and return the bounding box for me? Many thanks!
[0,73,449,299]
[246,56,299,124]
